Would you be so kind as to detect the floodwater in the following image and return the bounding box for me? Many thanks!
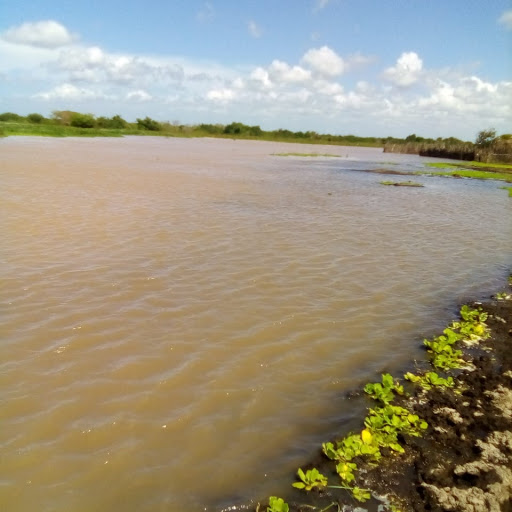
[1,136,511,512]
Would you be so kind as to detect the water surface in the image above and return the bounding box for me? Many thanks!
[1,137,511,511]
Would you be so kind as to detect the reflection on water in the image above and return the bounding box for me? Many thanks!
[1,137,511,511]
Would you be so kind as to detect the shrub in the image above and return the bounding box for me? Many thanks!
[136,116,161,131]
[0,112,24,122]
[27,113,45,124]
[70,113,96,128]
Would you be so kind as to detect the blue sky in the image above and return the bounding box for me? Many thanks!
[1,0,511,139]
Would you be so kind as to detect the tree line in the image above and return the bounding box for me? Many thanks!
[0,111,509,149]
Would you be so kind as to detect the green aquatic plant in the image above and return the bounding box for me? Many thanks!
[292,468,328,491]
[459,305,487,324]
[267,496,289,512]
[404,371,454,390]
[499,186,512,197]
[451,305,489,343]
[364,405,428,453]
[496,291,512,300]
[364,373,404,404]
[335,461,357,483]
[426,342,464,371]
[424,328,465,370]
[323,431,381,464]
[420,167,512,182]
[426,161,512,170]
[351,487,371,502]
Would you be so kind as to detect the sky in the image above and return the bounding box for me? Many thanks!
[0,0,511,139]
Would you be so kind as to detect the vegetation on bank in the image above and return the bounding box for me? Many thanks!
[426,161,512,170]
[1,111,503,154]
[261,298,500,512]
[420,162,512,183]
[384,129,512,164]
[0,111,383,146]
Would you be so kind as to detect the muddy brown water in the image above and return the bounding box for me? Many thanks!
[1,136,511,512]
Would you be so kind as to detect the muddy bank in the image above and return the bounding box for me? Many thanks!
[246,278,512,512]
[363,294,512,512]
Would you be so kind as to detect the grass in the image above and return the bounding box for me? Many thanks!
[499,186,512,197]
[0,122,127,138]
[380,180,424,187]
[426,161,512,170]
[423,161,512,183]
[272,152,341,157]
[0,121,384,147]
[420,169,512,182]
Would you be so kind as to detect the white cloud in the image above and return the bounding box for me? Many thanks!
[34,83,106,100]
[248,21,262,38]
[250,67,273,89]
[383,52,423,87]
[52,46,184,85]
[311,79,343,96]
[2,20,75,48]
[206,88,235,102]
[1,20,509,139]
[126,90,152,102]
[268,60,311,83]
[498,9,512,29]
[345,53,376,71]
[302,46,344,77]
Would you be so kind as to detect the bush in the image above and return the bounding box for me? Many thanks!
[96,114,127,129]
[0,112,24,122]
[136,116,161,131]
[475,128,496,147]
[70,113,96,128]
[27,113,45,124]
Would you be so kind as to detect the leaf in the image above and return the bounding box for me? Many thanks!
[361,429,373,445]
[322,442,338,460]
[268,497,289,512]
[292,482,305,489]
[352,487,371,502]
[389,443,405,453]
[382,373,394,388]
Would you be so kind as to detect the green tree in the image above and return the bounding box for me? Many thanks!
[475,128,496,147]
[70,113,95,128]
[52,110,74,125]
[136,116,161,131]
[27,113,45,124]
[96,114,127,129]
[0,112,24,122]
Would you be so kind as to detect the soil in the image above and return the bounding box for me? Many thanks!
[254,284,512,512]
[362,295,512,512]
